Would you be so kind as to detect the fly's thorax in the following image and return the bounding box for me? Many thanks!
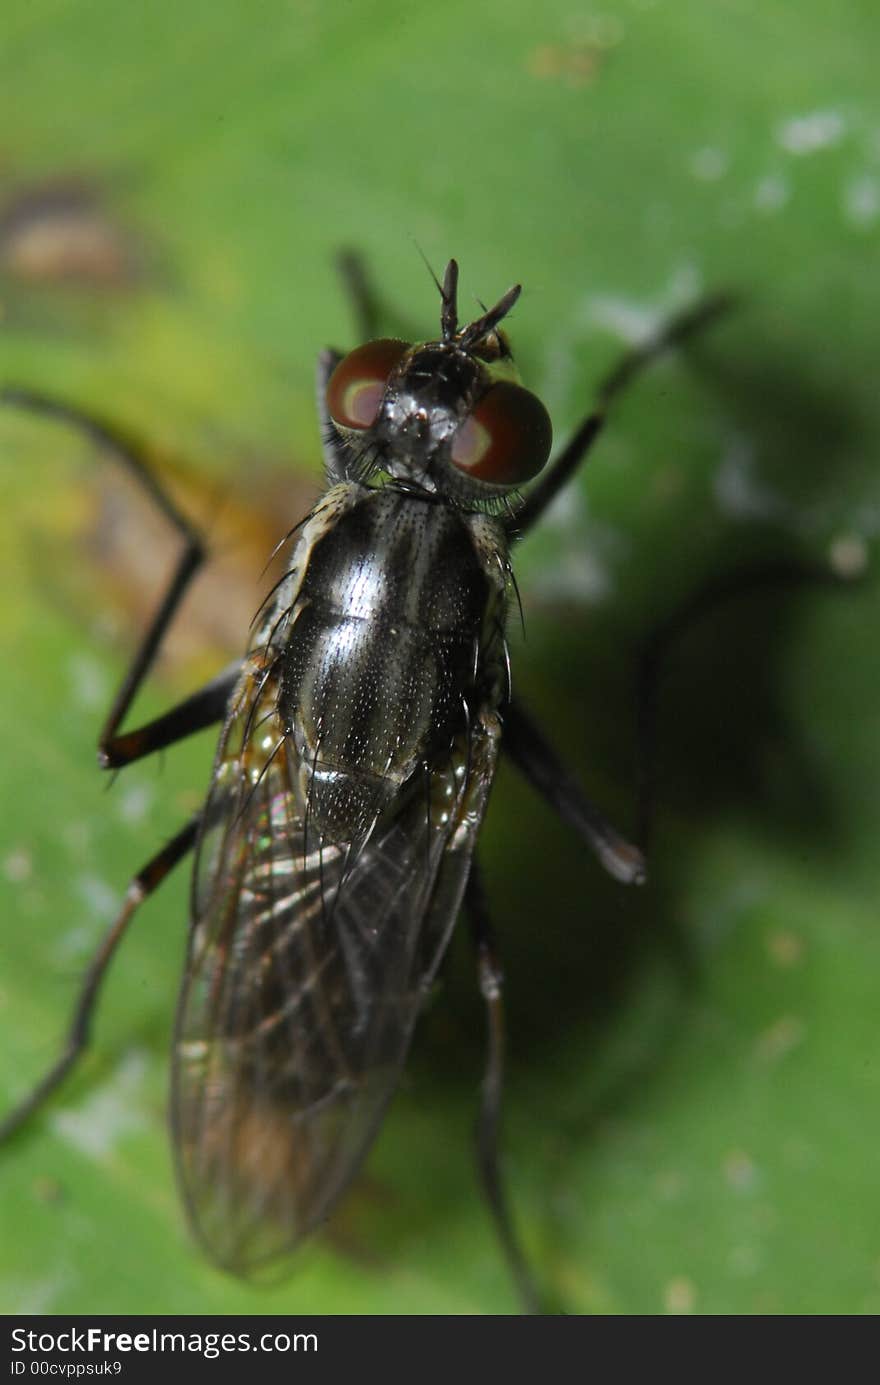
[249,483,362,652]
[270,488,509,844]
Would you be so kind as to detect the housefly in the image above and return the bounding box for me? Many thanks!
[0,259,726,1311]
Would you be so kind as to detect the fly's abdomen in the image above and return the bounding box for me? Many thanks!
[278,490,497,842]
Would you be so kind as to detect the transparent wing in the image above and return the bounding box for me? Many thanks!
[171,654,499,1272]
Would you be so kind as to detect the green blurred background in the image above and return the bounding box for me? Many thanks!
[1,0,878,1315]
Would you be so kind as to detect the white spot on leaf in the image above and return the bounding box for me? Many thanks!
[0,1268,73,1314]
[3,846,32,883]
[75,873,118,922]
[843,173,880,228]
[690,147,728,181]
[51,1051,149,1158]
[117,781,155,825]
[529,548,614,604]
[714,436,790,522]
[67,654,108,711]
[754,173,790,213]
[828,532,869,578]
[776,110,846,155]
[585,264,704,346]
[664,1276,697,1313]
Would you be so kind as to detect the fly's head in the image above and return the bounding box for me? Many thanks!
[325,259,552,507]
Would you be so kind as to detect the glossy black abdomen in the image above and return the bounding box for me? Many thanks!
[279,489,493,842]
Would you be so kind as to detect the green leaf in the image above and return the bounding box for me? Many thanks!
[1,0,877,1315]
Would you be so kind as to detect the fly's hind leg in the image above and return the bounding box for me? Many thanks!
[0,817,199,1140]
[0,389,240,1131]
[465,860,543,1316]
[0,663,237,1136]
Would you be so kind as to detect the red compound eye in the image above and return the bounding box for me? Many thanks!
[449,381,552,486]
[326,338,410,429]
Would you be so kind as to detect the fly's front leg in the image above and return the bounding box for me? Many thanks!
[465,861,543,1316]
[503,697,646,885]
[336,249,383,344]
[319,250,424,485]
[335,248,429,345]
[507,293,734,538]
[0,817,199,1140]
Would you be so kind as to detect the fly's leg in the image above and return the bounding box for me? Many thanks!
[318,250,421,484]
[0,817,199,1139]
[335,248,433,345]
[101,661,241,769]
[465,861,542,1316]
[0,660,238,1129]
[336,249,383,344]
[500,295,734,875]
[0,390,239,1129]
[0,387,213,766]
[503,697,646,885]
[507,294,734,538]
